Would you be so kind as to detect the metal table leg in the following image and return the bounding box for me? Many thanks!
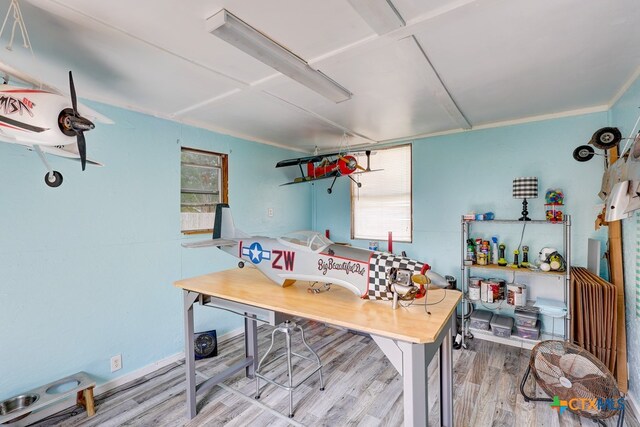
[440,316,454,427]
[183,290,199,420]
[244,313,258,378]
[397,341,428,426]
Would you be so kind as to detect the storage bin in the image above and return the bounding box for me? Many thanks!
[514,308,538,327]
[490,314,513,338]
[516,321,540,340]
[469,310,493,330]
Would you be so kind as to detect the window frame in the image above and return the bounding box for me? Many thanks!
[180,146,228,235]
[350,143,413,243]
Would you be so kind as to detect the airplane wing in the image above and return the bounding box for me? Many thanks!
[181,238,237,248]
[0,62,62,94]
[279,170,340,186]
[276,153,342,168]
[35,145,104,166]
[278,168,382,186]
[78,103,114,125]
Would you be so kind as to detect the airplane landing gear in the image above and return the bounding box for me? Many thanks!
[44,171,63,187]
[238,261,245,268]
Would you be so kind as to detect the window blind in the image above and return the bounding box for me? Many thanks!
[351,144,412,242]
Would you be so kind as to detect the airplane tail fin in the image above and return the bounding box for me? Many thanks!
[213,204,249,239]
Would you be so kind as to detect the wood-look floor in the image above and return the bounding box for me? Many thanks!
[32,319,638,427]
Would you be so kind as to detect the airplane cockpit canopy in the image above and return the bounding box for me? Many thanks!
[279,231,333,252]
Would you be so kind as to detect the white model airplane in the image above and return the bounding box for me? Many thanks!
[0,62,113,187]
[184,204,448,307]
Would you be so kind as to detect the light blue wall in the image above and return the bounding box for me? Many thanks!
[313,113,609,280]
[611,74,640,401]
[0,103,310,399]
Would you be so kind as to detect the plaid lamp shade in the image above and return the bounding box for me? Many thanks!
[512,177,538,199]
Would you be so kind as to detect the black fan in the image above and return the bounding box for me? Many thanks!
[194,330,218,360]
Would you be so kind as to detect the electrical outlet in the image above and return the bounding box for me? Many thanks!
[111,354,122,372]
[267,208,274,217]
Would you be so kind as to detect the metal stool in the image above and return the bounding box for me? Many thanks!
[254,320,324,418]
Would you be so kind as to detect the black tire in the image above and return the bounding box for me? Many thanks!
[44,171,63,187]
[327,188,332,194]
[238,261,244,269]
[357,182,362,188]
[591,127,622,150]
[573,145,595,162]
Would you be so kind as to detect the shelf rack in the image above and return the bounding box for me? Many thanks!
[460,216,572,350]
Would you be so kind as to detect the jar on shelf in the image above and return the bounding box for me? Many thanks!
[545,204,564,223]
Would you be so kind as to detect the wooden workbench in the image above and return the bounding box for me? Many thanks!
[175,267,461,426]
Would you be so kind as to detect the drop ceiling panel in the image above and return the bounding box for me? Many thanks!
[17,1,241,115]
[413,0,640,124]
[26,0,278,84]
[263,37,460,142]
[186,92,352,151]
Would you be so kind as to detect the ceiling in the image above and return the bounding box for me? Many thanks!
[6,0,640,152]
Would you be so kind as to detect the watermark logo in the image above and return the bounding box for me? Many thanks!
[551,396,568,414]
[550,395,624,414]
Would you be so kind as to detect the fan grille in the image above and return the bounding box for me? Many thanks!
[530,341,622,419]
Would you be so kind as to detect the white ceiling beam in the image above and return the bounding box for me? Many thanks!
[406,36,471,129]
[347,0,405,35]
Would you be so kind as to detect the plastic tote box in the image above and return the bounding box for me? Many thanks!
[490,314,514,338]
[469,310,493,330]
[515,321,540,340]
[514,308,538,328]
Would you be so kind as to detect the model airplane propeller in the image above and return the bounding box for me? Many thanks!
[276,150,380,194]
[0,62,112,187]
[183,204,449,309]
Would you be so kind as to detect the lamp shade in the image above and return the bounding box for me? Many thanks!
[513,177,538,199]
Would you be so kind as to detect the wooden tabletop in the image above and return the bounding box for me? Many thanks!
[175,267,461,344]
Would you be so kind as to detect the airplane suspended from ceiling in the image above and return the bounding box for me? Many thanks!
[276,150,380,194]
[0,62,113,187]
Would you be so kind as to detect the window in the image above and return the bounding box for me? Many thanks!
[351,144,412,242]
[181,147,228,233]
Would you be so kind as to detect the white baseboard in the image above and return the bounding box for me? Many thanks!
[10,326,244,426]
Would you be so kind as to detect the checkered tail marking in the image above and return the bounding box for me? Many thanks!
[366,252,425,300]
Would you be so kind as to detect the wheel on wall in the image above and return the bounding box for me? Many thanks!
[44,171,63,187]
[591,127,622,150]
[573,145,595,162]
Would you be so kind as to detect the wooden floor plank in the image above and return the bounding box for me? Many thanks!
[31,320,637,427]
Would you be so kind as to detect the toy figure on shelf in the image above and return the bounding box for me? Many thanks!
[511,249,520,268]
[498,244,508,266]
[520,246,531,268]
[537,247,566,272]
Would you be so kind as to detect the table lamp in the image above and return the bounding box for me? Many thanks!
[513,177,538,221]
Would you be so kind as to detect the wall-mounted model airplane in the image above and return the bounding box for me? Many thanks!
[276,150,379,194]
[184,204,448,308]
[0,62,113,187]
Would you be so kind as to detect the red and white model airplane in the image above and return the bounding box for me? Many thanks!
[276,150,379,194]
[184,204,448,308]
[0,62,112,187]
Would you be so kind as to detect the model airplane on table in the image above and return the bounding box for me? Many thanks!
[184,204,447,308]
[276,150,379,194]
[0,62,113,187]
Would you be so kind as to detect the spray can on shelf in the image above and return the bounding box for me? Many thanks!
[491,237,499,265]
